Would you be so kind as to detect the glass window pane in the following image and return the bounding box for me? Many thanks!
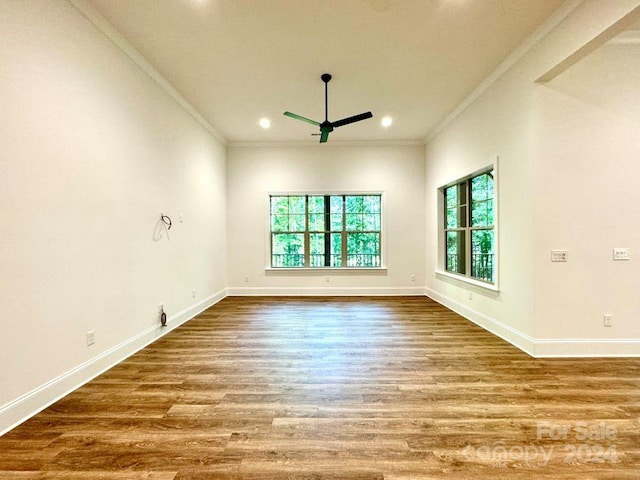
[270,196,289,214]
[471,200,489,227]
[345,213,362,231]
[445,185,457,209]
[363,195,381,213]
[329,196,343,230]
[471,174,487,201]
[471,171,494,227]
[331,233,342,267]
[363,213,380,231]
[330,196,343,213]
[289,214,306,232]
[446,231,466,275]
[272,233,304,268]
[308,196,324,214]
[308,213,324,231]
[446,207,466,229]
[346,233,380,267]
[271,196,308,233]
[309,233,324,253]
[345,196,364,214]
[289,196,306,214]
[309,233,325,267]
[271,214,289,232]
[446,208,456,229]
[471,230,495,283]
[330,214,342,231]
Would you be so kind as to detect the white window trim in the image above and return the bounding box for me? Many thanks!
[265,267,388,274]
[436,156,500,291]
[265,191,387,271]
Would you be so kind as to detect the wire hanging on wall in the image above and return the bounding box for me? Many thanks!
[161,213,172,230]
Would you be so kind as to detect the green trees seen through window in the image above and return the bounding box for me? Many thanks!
[270,194,381,268]
[444,170,495,283]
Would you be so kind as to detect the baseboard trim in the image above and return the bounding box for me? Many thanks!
[227,286,427,296]
[425,287,536,356]
[425,288,640,358]
[534,338,640,357]
[0,288,227,436]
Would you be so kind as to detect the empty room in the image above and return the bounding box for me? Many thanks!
[1,0,639,478]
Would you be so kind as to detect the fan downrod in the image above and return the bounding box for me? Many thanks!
[283,72,372,143]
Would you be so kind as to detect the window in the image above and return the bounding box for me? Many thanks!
[270,194,382,268]
[442,168,496,284]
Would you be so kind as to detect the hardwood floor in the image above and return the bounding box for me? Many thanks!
[1,296,639,479]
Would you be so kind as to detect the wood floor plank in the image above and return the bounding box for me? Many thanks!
[1,296,639,478]
[0,473,176,480]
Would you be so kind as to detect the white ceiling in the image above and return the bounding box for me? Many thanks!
[84,0,565,144]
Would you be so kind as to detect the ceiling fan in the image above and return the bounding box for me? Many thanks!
[284,73,373,143]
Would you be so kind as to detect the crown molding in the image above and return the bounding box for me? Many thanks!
[607,29,640,45]
[228,139,426,148]
[425,0,584,144]
[67,0,227,146]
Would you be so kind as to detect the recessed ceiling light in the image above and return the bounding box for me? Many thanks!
[381,116,393,128]
[259,118,271,129]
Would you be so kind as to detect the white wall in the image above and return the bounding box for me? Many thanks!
[0,0,227,433]
[533,85,640,353]
[425,0,640,356]
[227,144,425,295]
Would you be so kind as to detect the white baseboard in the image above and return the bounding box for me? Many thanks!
[0,288,227,436]
[426,288,640,358]
[534,338,640,357]
[227,286,427,296]
[425,287,536,356]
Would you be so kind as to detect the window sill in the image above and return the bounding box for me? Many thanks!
[266,267,388,275]
[435,270,500,293]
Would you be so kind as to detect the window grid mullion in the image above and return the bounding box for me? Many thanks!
[304,195,310,268]
[341,195,347,266]
[465,179,472,278]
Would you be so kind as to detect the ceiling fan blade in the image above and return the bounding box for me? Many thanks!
[319,130,330,143]
[331,111,373,128]
[283,111,320,126]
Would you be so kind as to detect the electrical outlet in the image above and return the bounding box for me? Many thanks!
[603,314,613,327]
[468,292,473,300]
[325,276,330,283]
[86,330,95,346]
[158,303,164,314]
[410,274,415,282]
[244,275,249,283]
[192,289,196,298]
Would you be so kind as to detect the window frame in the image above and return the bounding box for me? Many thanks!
[267,192,386,271]
[437,159,499,291]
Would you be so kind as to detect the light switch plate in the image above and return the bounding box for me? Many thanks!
[613,248,630,261]
[551,250,568,262]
